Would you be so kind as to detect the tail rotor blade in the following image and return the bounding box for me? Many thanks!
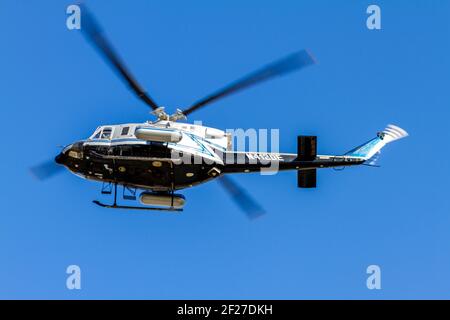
[218,175,265,220]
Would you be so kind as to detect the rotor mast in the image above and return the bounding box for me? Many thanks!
[151,107,187,122]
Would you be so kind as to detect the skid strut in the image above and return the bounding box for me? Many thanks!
[93,183,182,212]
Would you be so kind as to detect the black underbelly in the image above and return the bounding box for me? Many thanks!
[69,144,221,191]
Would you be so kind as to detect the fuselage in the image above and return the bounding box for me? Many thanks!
[55,120,364,192]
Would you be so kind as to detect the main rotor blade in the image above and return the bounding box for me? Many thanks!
[218,175,265,220]
[182,50,316,116]
[80,4,159,110]
[30,160,64,181]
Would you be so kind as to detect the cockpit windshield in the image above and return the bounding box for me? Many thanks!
[91,127,113,140]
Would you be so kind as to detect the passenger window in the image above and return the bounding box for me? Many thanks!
[101,128,112,139]
[121,127,130,136]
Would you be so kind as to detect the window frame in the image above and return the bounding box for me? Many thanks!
[121,126,130,136]
[100,127,113,140]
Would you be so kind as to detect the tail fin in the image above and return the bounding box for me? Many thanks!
[345,124,409,162]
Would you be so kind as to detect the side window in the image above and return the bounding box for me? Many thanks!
[101,128,112,139]
[121,127,130,136]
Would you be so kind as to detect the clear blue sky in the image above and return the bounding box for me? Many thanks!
[1,0,449,299]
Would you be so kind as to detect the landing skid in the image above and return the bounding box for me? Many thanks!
[92,200,182,212]
[93,182,183,212]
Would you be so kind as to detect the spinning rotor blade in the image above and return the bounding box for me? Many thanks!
[30,160,64,181]
[80,4,159,110]
[218,175,265,220]
[182,50,316,116]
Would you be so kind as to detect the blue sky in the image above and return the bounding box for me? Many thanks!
[1,0,449,299]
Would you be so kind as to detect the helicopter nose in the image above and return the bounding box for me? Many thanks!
[55,152,65,164]
[55,144,72,165]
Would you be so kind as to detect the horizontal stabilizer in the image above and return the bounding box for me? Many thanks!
[298,169,316,188]
[297,136,317,161]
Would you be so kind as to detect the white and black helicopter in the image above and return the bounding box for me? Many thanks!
[32,5,408,218]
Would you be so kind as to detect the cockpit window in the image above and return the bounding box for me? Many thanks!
[101,128,112,139]
[92,131,101,139]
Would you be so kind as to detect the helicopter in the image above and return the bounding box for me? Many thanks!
[32,5,408,218]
